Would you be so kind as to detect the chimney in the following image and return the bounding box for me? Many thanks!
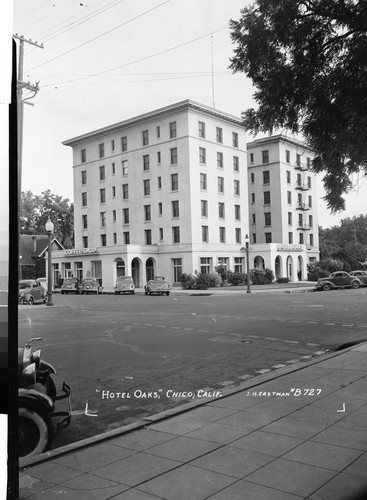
[32,235,37,254]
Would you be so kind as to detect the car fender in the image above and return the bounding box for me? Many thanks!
[19,388,55,413]
[318,280,336,289]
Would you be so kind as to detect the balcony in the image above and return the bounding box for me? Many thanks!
[297,223,311,231]
[296,202,310,210]
[295,181,309,191]
[306,244,313,250]
[294,162,308,171]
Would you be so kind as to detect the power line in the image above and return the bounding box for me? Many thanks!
[18,0,75,33]
[14,0,50,23]
[26,0,172,73]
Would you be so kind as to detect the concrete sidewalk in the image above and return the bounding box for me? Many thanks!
[19,342,367,500]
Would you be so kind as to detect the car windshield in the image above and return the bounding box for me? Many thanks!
[82,279,95,283]
[19,282,33,289]
[117,277,132,282]
[64,279,77,283]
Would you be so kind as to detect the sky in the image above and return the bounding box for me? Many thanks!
[11,0,367,228]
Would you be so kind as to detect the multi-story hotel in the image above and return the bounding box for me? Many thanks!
[247,135,319,281]
[51,100,249,290]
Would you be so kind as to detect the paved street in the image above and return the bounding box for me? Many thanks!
[19,287,367,449]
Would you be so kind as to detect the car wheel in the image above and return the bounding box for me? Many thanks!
[145,291,148,295]
[351,280,360,289]
[18,403,54,458]
[166,292,170,296]
[27,296,35,305]
[132,291,135,295]
[61,291,64,295]
[323,283,331,291]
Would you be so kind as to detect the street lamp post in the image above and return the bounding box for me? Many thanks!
[45,218,54,306]
[245,234,251,294]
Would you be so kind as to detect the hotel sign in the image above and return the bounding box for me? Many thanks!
[277,244,303,252]
[64,248,99,256]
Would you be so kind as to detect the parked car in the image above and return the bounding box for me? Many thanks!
[61,278,80,295]
[144,276,171,296]
[19,280,47,305]
[114,276,135,295]
[349,270,367,285]
[315,271,362,291]
[80,277,103,294]
[36,277,54,293]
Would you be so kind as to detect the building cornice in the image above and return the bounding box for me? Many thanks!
[63,100,245,147]
[247,134,314,153]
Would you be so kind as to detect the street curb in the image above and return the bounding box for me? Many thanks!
[19,341,366,470]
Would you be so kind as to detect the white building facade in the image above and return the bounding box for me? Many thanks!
[51,100,249,290]
[247,135,320,281]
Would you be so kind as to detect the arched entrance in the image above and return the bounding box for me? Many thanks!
[287,256,293,281]
[116,258,125,277]
[275,256,282,279]
[146,258,155,281]
[131,258,141,287]
[254,256,265,269]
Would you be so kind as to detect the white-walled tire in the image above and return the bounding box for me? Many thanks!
[18,403,54,458]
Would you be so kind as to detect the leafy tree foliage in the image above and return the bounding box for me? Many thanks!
[230,0,367,211]
[20,190,74,248]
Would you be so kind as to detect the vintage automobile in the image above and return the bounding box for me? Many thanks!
[315,271,362,291]
[61,277,80,295]
[349,270,367,285]
[19,337,71,458]
[144,276,171,296]
[19,280,47,305]
[80,277,103,294]
[114,276,135,295]
[36,277,54,293]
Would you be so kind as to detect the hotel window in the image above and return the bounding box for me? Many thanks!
[308,195,312,208]
[287,191,292,204]
[145,229,152,244]
[307,157,311,168]
[307,176,312,188]
[159,228,163,241]
[219,227,226,243]
[251,193,255,203]
[298,193,303,206]
[264,191,271,205]
[111,139,115,152]
[123,208,129,224]
[172,226,180,243]
[234,179,240,195]
[101,234,107,246]
[142,129,149,146]
[124,232,130,244]
[286,170,291,183]
[100,212,106,227]
[82,214,87,229]
[288,212,293,225]
[233,156,239,172]
[200,257,211,274]
[121,136,127,152]
[218,257,229,269]
[170,147,178,165]
[309,214,313,228]
[81,149,86,163]
[81,170,87,185]
[234,257,243,273]
[156,125,161,138]
[217,152,223,169]
[122,160,128,176]
[202,225,209,242]
[200,173,207,190]
[250,153,254,163]
[113,233,117,244]
[216,127,223,143]
[112,209,116,222]
[252,213,256,224]
[309,233,314,246]
[201,200,208,217]
[99,143,105,158]
[199,147,206,164]
[157,151,161,164]
[218,202,225,219]
[198,121,206,138]
[172,200,180,218]
[82,192,87,207]
[99,165,105,180]
[286,150,290,163]
[82,236,88,248]
[100,188,106,204]
[158,203,163,215]
[297,173,302,186]
[263,170,270,184]
[289,232,293,244]
[250,172,255,183]
[235,228,241,243]
[252,233,257,244]
[262,150,269,163]
[235,204,241,220]
[143,179,150,196]
[265,232,272,243]
[299,213,304,226]
[112,163,116,175]
[112,186,116,198]
[171,173,178,191]
[232,132,238,148]
[169,121,177,138]
[122,183,128,200]
[158,176,162,189]
[299,233,304,244]
[264,212,271,226]
[143,154,150,171]
[296,153,301,166]
[144,205,151,221]
[218,176,224,193]
[173,258,183,282]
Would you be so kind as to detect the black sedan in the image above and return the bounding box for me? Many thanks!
[315,271,362,291]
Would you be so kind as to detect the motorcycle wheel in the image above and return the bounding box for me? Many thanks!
[18,403,54,458]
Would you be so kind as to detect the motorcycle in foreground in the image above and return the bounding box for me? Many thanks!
[18,337,72,458]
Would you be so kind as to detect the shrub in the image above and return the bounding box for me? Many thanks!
[276,277,290,283]
[180,272,221,290]
[250,268,274,285]
[226,271,247,286]
[307,265,330,281]
[180,273,197,290]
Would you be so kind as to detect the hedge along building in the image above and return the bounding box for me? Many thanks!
[50,100,250,291]
[247,135,320,281]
